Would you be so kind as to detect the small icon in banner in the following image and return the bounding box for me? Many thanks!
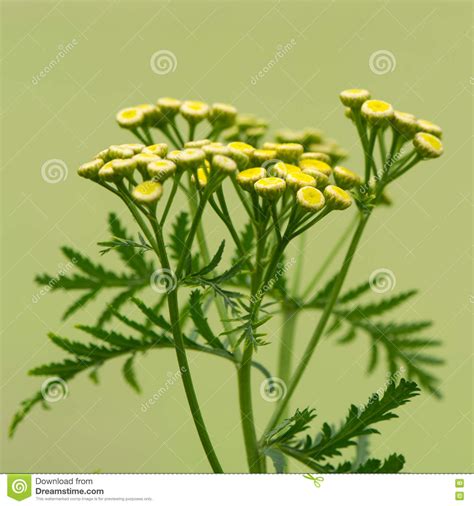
[303,474,324,488]
[7,474,32,502]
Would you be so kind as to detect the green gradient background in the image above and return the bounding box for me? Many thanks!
[1,0,472,473]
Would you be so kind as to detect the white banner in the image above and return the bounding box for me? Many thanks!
[1,473,470,505]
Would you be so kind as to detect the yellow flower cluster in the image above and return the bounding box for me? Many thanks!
[232,141,355,213]
[116,98,238,133]
[78,139,241,205]
[270,127,347,165]
[340,88,444,159]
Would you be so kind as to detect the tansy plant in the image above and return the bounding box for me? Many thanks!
[11,91,445,474]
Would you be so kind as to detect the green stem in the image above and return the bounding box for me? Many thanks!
[150,219,224,473]
[131,128,149,145]
[238,341,264,473]
[159,172,181,226]
[169,118,185,147]
[261,211,371,437]
[112,185,223,472]
[365,126,379,182]
[276,306,298,409]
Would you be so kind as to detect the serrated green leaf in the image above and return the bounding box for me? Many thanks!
[122,355,141,393]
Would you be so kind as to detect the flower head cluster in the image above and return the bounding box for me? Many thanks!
[339,88,444,196]
[270,127,347,165]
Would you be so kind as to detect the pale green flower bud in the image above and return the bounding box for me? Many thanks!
[156,97,182,119]
[236,114,257,130]
[108,145,134,159]
[392,111,418,137]
[252,149,277,165]
[299,158,332,177]
[417,119,442,138]
[202,142,229,160]
[301,167,329,189]
[339,88,371,108]
[111,158,137,178]
[209,103,237,128]
[143,143,168,157]
[296,186,325,213]
[276,143,305,164]
[78,159,104,180]
[286,171,316,190]
[413,132,444,158]
[136,103,161,127]
[275,129,305,144]
[185,139,211,149]
[262,142,279,150]
[246,126,267,142]
[212,154,237,174]
[226,148,249,171]
[361,99,394,125]
[147,160,177,182]
[344,107,354,121]
[303,127,323,145]
[228,141,255,157]
[300,152,332,164]
[272,162,301,179]
[167,148,206,170]
[121,143,145,154]
[307,143,333,156]
[98,161,121,183]
[94,148,110,161]
[324,185,352,210]
[254,177,286,200]
[116,107,144,129]
[236,167,266,191]
[333,166,361,189]
[221,126,240,142]
[132,181,163,205]
[180,100,209,124]
[132,153,161,172]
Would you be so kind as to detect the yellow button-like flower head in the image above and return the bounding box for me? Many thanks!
[132,181,163,205]
[116,107,144,129]
[333,166,361,189]
[413,132,443,158]
[236,167,267,191]
[339,88,371,108]
[361,99,394,125]
[147,160,177,182]
[296,186,325,213]
[323,185,352,210]
[254,177,286,200]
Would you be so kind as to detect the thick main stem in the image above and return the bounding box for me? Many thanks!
[238,215,268,473]
[151,220,224,473]
[238,341,264,473]
[261,211,371,437]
